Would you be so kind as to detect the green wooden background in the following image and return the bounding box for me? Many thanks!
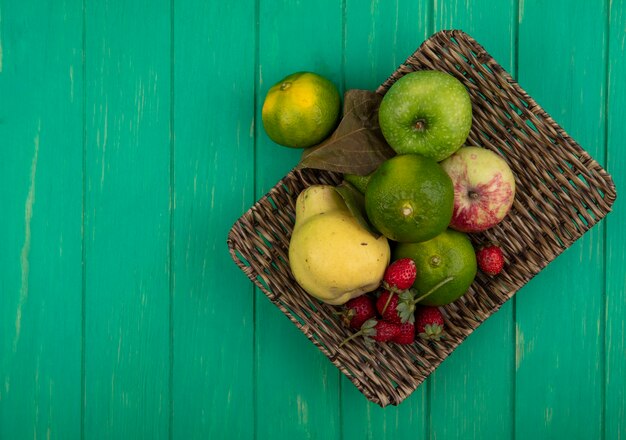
[0,0,624,438]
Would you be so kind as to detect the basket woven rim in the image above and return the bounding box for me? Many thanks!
[227,29,617,407]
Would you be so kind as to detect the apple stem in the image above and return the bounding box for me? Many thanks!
[414,119,426,131]
[413,276,454,304]
[468,190,480,200]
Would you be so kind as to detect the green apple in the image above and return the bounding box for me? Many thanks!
[378,70,472,161]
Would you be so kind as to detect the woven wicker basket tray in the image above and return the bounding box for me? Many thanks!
[227,30,616,407]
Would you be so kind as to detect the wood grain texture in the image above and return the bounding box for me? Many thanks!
[0,1,82,438]
[605,0,626,438]
[83,0,171,437]
[254,1,343,439]
[515,0,607,438]
[428,2,517,438]
[343,0,429,91]
[172,0,255,438]
[340,1,430,438]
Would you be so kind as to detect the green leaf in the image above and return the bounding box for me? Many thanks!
[297,89,396,175]
[333,181,381,238]
[397,302,416,324]
[362,327,376,338]
[422,324,443,341]
[361,318,377,331]
[399,289,415,301]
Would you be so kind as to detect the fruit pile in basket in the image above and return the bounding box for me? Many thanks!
[262,70,515,346]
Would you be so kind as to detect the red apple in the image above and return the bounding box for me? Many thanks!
[440,146,516,232]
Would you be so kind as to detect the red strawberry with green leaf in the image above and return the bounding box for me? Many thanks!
[415,306,445,341]
[371,320,401,343]
[378,258,417,319]
[339,295,376,329]
[380,277,454,324]
[340,319,400,348]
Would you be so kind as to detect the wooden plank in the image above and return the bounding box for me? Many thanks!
[254,1,343,438]
[83,1,171,438]
[0,1,83,438]
[515,0,607,438]
[605,0,626,437]
[343,0,430,91]
[427,3,517,438]
[171,1,255,438]
[340,1,431,437]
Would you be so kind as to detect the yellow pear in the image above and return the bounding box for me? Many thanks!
[289,185,390,305]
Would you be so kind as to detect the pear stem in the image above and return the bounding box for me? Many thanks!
[413,277,454,304]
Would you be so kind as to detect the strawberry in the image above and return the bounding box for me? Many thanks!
[376,289,417,324]
[392,322,415,345]
[378,258,417,319]
[476,245,505,276]
[340,319,400,347]
[376,291,402,324]
[379,277,454,325]
[340,295,376,329]
[383,258,417,291]
[372,320,401,342]
[415,306,445,341]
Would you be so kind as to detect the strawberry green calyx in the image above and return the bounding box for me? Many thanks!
[416,306,446,341]
[339,318,400,348]
[396,276,454,324]
[339,318,377,348]
[380,258,417,314]
[382,281,407,295]
[419,323,444,341]
[396,290,418,323]
[339,308,356,327]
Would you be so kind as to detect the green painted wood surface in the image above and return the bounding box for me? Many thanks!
[83,0,171,437]
[515,2,608,438]
[172,1,255,439]
[254,2,343,438]
[0,0,624,439]
[606,0,626,438]
[341,4,430,438]
[428,3,517,438]
[0,1,83,438]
